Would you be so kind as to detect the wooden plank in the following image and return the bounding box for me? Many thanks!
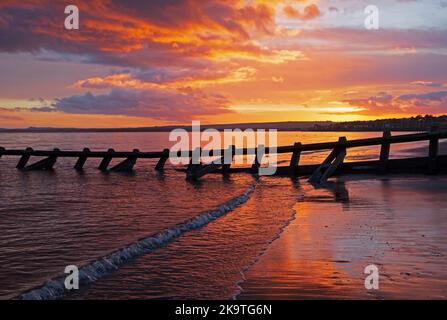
[188,145,235,180]
[16,147,33,169]
[378,130,391,174]
[110,149,139,172]
[308,150,336,183]
[192,162,222,180]
[309,137,347,184]
[428,133,439,174]
[222,145,235,175]
[155,149,170,171]
[186,147,202,180]
[289,142,302,176]
[24,148,59,171]
[98,148,115,172]
[319,149,346,183]
[74,148,90,170]
[24,157,57,171]
[251,144,265,174]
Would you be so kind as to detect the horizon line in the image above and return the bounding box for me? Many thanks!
[1,115,446,132]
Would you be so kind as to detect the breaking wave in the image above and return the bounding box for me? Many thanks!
[20,183,256,300]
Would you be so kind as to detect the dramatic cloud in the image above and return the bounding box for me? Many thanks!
[344,91,447,115]
[0,0,306,123]
[1,0,447,126]
[74,66,258,90]
[40,88,232,121]
[0,0,301,66]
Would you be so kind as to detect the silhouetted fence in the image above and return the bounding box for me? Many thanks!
[1,129,446,183]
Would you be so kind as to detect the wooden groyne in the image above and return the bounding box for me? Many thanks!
[0,130,446,183]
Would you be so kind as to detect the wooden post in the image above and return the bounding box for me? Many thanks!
[289,142,302,176]
[24,148,59,171]
[251,144,265,174]
[222,145,235,175]
[48,148,59,169]
[319,148,346,183]
[16,147,33,169]
[378,130,391,174]
[428,127,439,174]
[191,162,222,180]
[110,149,139,172]
[309,137,347,184]
[98,148,115,172]
[155,149,170,171]
[186,147,202,180]
[186,145,234,180]
[74,148,90,170]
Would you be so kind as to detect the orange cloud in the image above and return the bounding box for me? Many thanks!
[283,4,321,20]
[0,0,289,63]
[74,67,258,90]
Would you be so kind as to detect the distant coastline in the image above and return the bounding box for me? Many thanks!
[0,121,328,133]
[1,115,446,133]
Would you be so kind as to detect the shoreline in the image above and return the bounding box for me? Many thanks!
[238,175,447,299]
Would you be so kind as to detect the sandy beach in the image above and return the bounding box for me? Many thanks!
[238,175,447,300]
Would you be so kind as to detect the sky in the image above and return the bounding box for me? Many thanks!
[0,0,447,128]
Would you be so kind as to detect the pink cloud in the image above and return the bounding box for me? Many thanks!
[344,91,447,115]
[38,88,233,121]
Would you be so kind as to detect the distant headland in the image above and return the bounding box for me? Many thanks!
[1,115,446,133]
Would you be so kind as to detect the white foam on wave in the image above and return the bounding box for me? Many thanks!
[20,184,256,300]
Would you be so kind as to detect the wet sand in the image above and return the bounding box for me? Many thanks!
[238,175,447,299]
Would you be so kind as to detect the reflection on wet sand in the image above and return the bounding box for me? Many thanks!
[314,181,350,206]
[238,176,447,300]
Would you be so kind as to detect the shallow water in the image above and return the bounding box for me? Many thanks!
[0,131,444,299]
[238,176,447,300]
[68,178,298,300]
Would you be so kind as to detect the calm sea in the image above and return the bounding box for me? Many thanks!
[0,131,436,299]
